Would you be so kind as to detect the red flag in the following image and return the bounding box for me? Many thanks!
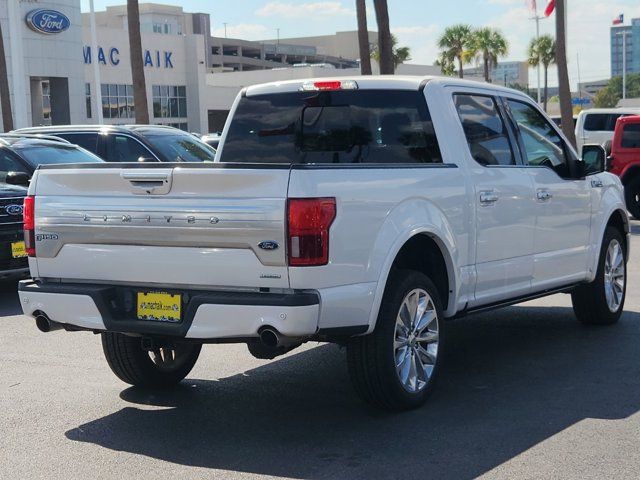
[544,0,555,17]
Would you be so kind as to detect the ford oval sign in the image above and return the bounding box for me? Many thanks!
[26,9,71,35]
[4,204,23,216]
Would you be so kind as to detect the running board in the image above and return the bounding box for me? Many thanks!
[455,284,581,318]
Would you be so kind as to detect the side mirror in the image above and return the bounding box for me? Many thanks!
[581,144,606,176]
[5,171,30,186]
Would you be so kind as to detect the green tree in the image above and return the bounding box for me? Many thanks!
[437,24,473,79]
[555,0,576,146]
[528,34,556,112]
[371,34,411,69]
[435,51,456,76]
[469,27,509,83]
[127,0,149,124]
[355,0,372,75]
[593,74,640,108]
[372,0,394,74]
[0,22,13,132]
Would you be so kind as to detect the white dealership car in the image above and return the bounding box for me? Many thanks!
[19,76,629,411]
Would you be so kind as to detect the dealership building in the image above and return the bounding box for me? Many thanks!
[0,1,440,133]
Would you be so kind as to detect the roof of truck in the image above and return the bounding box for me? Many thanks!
[244,75,532,98]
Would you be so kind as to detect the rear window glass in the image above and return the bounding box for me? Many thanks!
[622,123,640,148]
[584,113,624,132]
[15,145,103,167]
[55,133,98,153]
[221,90,442,164]
[140,133,216,162]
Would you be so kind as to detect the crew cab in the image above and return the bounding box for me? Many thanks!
[18,77,629,411]
[606,115,640,219]
[13,125,216,163]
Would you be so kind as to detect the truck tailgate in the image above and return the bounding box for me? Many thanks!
[31,165,290,289]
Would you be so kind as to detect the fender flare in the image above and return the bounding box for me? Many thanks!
[365,224,460,334]
[589,207,630,280]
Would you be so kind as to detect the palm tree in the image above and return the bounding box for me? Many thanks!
[435,51,456,76]
[437,25,473,79]
[372,0,394,74]
[528,34,556,112]
[355,0,372,75]
[127,0,149,124]
[555,0,576,147]
[470,27,508,83]
[0,22,13,132]
[371,35,411,69]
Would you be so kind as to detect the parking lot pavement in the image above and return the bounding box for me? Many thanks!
[1,222,640,480]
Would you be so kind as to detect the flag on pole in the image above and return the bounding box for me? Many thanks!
[525,0,537,13]
[613,14,624,25]
[544,0,555,17]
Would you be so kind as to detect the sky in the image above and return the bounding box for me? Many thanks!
[81,0,640,89]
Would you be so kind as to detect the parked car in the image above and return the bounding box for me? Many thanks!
[0,135,103,184]
[200,133,221,149]
[575,108,640,156]
[13,125,217,163]
[19,76,629,411]
[0,181,28,280]
[605,115,640,219]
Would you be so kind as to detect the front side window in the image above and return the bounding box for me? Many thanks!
[454,94,514,166]
[507,99,569,177]
[106,135,155,162]
[55,133,98,154]
[621,123,640,149]
[222,90,442,164]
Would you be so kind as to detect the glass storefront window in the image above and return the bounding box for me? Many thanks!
[152,85,187,119]
[101,83,135,119]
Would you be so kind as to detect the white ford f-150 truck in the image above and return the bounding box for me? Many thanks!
[19,76,629,411]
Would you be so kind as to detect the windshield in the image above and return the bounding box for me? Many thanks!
[221,90,442,164]
[15,144,103,167]
[141,133,217,162]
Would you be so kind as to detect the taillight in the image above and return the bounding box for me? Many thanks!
[23,196,35,257]
[287,198,336,266]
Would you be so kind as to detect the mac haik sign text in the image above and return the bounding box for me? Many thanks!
[83,47,174,69]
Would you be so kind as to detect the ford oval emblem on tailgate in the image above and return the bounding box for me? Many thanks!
[258,240,279,251]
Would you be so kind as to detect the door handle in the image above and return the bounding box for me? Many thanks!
[536,190,553,201]
[479,191,499,205]
[591,179,603,188]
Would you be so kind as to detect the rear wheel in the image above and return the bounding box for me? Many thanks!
[572,227,626,325]
[347,270,443,411]
[624,176,640,220]
[101,332,201,388]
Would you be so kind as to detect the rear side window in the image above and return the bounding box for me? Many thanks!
[583,113,624,132]
[56,133,98,153]
[454,94,514,166]
[622,123,640,149]
[221,90,442,164]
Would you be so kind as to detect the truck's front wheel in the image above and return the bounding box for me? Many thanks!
[101,333,201,388]
[347,270,444,411]
[624,177,640,220]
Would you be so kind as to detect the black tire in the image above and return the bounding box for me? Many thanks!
[624,177,640,220]
[101,332,201,388]
[347,270,444,411]
[572,227,627,325]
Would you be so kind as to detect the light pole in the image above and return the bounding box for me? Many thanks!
[530,6,548,105]
[616,30,629,100]
[223,22,227,38]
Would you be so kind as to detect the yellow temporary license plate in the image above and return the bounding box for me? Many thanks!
[137,291,181,323]
[11,241,27,258]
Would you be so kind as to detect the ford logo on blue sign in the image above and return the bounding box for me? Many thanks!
[26,9,71,35]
